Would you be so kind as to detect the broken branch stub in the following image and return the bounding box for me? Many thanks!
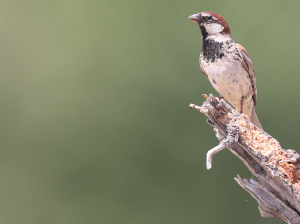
[190,94,300,224]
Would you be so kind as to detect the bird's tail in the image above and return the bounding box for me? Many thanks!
[251,108,263,130]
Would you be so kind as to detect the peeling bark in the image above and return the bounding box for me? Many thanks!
[191,94,300,224]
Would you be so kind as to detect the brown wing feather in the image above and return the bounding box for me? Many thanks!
[236,44,257,106]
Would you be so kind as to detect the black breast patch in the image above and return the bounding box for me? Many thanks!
[201,39,225,63]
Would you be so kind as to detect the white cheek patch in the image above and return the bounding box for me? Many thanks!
[206,23,224,35]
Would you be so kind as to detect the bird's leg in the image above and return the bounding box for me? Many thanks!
[238,100,249,119]
[240,100,244,114]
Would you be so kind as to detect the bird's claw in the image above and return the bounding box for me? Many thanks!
[202,94,208,99]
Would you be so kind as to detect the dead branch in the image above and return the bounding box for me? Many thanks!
[190,94,300,224]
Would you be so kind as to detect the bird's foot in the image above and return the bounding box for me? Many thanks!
[202,94,208,99]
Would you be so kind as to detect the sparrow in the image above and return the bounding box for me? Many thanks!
[189,12,262,129]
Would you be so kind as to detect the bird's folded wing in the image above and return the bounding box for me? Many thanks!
[236,43,257,106]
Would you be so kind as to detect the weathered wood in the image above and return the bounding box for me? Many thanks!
[192,94,300,224]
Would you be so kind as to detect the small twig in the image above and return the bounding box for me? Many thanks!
[206,143,226,169]
[189,103,201,111]
[206,127,239,169]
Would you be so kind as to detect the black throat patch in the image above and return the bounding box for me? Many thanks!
[199,24,208,41]
[201,38,225,63]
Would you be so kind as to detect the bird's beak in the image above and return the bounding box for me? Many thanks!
[188,13,202,24]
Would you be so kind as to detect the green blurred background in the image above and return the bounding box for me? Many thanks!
[0,0,298,223]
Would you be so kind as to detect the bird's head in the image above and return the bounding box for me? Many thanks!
[189,12,231,40]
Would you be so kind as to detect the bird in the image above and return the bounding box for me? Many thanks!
[188,12,262,129]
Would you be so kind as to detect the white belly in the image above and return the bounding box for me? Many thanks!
[200,57,252,108]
